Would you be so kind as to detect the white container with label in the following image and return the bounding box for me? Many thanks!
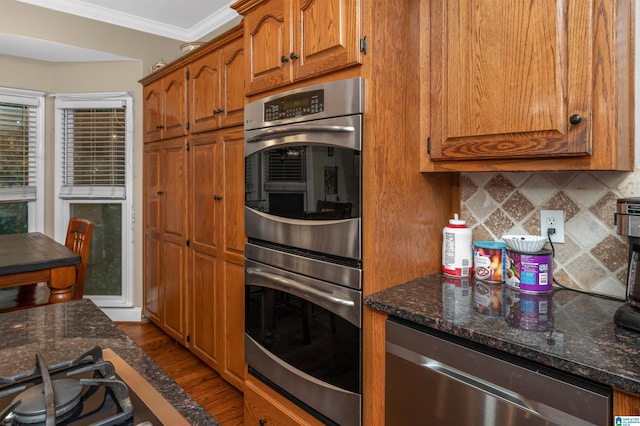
[442,214,473,277]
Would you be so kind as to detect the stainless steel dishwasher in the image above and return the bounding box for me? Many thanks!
[385,318,611,425]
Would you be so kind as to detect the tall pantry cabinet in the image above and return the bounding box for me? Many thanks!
[140,25,246,391]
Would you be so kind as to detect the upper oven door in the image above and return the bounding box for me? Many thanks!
[244,114,362,260]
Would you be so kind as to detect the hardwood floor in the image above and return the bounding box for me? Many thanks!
[118,320,244,425]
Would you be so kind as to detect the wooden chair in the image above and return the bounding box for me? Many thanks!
[0,217,94,312]
[65,217,95,299]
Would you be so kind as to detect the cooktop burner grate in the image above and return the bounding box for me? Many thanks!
[0,347,135,426]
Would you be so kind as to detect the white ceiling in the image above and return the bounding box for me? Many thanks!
[2,0,239,62]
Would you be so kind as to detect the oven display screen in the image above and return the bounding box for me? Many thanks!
[264,89,324,121]
[283,98,309,109]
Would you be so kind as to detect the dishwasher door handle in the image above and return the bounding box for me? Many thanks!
[387,341,539,417]
[423,359,538,416]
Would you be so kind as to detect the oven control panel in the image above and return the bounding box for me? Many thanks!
[264,89,324,121]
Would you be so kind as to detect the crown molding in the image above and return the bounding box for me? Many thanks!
[16,0,238,41]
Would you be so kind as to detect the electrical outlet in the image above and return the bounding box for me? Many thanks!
[540,210,565,243]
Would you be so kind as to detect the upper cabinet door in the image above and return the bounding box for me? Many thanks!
[423,0,634,172]
[189,53,222,134]
[162,68,189,140]
[235,0,362,95]
[143,81,163,143]
[293,0,361,81]
[244,0,292,94]
[429,0,591,162]
[220,36,246,129]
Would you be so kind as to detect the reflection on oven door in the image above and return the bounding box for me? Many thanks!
[245,258,362,426]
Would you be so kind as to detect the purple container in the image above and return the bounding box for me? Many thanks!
[504,286,553,331]
[505,249,553,293]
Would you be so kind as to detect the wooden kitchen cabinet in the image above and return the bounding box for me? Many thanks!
[188,36,245,133]
[614,388,640,417]
[244,376,324,425]
[188,127,245,391]
[142,138,188,344]
[220,128,246,389]
[142,68,188,143]
[141,25,246,392]
[420,0,634,172]
[233,0,362,95]
[142,142,161,324]
[188,131,223,372]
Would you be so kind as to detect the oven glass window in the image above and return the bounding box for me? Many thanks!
[245,145,361,220]
[246,284,361,393]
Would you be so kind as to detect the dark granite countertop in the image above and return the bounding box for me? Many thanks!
[365,273,640,395]
[0,299,218,425]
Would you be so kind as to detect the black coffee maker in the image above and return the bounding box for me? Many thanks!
[614,198,640,331]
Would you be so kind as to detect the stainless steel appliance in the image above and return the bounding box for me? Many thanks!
[614,198,640,331]
[0,346,189,425]
[244,78,364,426]
[386,318,612,425]
[244,77,363,261]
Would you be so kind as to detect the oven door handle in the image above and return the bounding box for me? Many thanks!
[247,267,356,308]
[246,125,355,143]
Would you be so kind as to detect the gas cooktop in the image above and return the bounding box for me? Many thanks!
[0,346,189,426]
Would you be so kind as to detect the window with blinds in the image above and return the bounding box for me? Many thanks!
[58,103,127,199]
[266,147,306,181]
[0,100,38,202]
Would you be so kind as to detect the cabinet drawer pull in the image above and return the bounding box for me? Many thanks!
[156,191,164,195]
[156,125,165,129]
[214,195,223,200]
[569,114,582,125]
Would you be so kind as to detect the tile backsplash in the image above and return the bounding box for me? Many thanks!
[460,170,640,299]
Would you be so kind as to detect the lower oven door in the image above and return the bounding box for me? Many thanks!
[245,257,362,426]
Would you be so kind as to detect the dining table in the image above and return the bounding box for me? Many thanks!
[0,232,81,304]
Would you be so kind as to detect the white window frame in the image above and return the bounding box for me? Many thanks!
[0,87,45,233]
[53,92,134,309]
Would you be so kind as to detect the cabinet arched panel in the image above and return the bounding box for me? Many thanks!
[162,70,188,139]
[221,38,246,128]
[245,0,291,94]
[190,56,221,134]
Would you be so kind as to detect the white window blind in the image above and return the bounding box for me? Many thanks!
[0,94,40,202]
[266,148,306,181]
[56,96,129,200]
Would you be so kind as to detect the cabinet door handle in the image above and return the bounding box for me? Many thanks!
[157,191,164,195]
[281,55,289,63]
[213,195,223,201]
[156,125,165,129]
[569,114,582,125]
[290,52,299,60]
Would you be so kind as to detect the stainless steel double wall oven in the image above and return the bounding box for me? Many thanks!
[244,78,364,426]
